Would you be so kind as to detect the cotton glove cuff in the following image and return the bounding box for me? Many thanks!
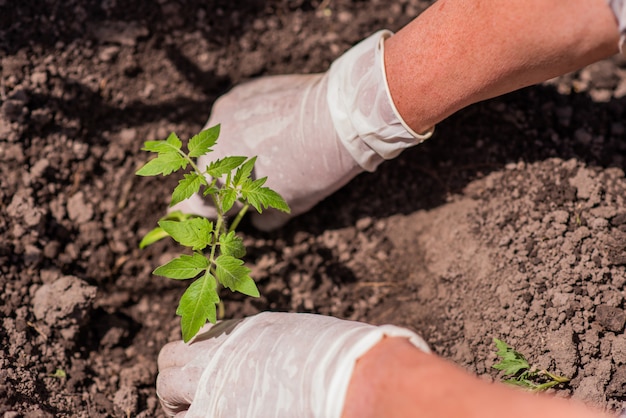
[607,0,626,53]
[183,312,430,418]
[327,30,434,172]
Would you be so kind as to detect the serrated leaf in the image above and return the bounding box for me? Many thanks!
[218,188,238,213]
[234,275,260,297]
[176,273,220,342]
[206,156,247,178]
[154,253,209,280]
[233,157,256,186]
[188,125,220,158]
[159,218,213,251]
[492,338,530,376]
[165,131,183,148]
[142,132,182,153]
[141,140,172,154]
[240,178,290,213]
[139,226,170,249]
[171,173,207,206]
[219,231,246,258]
[202,185,220,197]
[214,255,251,292]
[136,152,187,176]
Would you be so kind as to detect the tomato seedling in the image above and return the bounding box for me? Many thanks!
[136,125,290,342]
[492,338,570,392]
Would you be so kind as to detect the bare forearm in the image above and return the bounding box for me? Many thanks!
[343,337,612,418]
[385,0,620,133]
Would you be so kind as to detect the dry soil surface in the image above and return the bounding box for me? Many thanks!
[2,0,626,416]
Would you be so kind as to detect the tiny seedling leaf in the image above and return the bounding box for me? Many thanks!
[188,125,220,158]
[493,338,570,392]
[154,253,209,280]
[159,218,213,251]
[171,172,207,207]
[176,273,220,342]
[492,338,530,376]
[219,231,246,258]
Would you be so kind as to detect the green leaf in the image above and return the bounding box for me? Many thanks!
[171,173,207,206]
[206,156,247,178]
[188,125,220,158]
[492,338,530,377]
[504,378,536,389]
[159,218,213,251]
[218,188,238,213]
[214,255,253,293]
[165,131,183,149]
[154,253,209,280]
[240,177,290,213]
[139,212,197,248]
[141,140,170,154]
[139,226,170,248]
[202,184,220,197]
[233,157,256,186]
[142,132,183,153]
[219,231,246,258]
[176,273,220,342]
[137,133,187,176]
[234,275,260,297]
[162,210,193,222]
[136,152,187,176]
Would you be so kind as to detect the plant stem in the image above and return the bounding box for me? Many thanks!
[178,147,202,175]
[541,370,570,383]
[229,204,249,233]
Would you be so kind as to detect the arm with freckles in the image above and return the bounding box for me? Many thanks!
[174,0,621,230]
[385,0,620,133]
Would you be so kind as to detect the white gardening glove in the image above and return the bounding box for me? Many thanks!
[156,311,430,418]
[172,30,433,231]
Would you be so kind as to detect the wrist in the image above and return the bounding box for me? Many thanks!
[326,30,433,172]
[342,337,429,418]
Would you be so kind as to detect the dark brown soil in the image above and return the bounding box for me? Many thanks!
[2,1,626,416]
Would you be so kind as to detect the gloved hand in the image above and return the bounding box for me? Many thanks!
[171,30,433,231]
[156,311,430,418]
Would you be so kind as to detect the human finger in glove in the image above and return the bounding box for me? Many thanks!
[172,0,621,231]
[157,312,613,418]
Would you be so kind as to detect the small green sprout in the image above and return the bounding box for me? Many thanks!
[50,368,67,378]
[492,338,570,392]
[136,125,290,342]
